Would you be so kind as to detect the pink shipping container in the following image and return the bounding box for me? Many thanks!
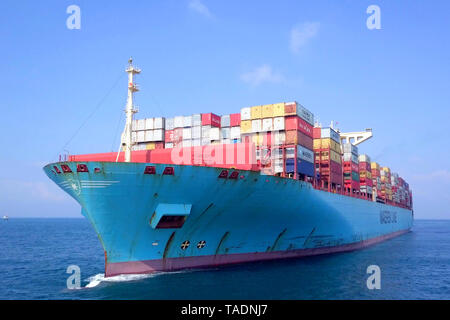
[359,162,371,171]
[285,116,313,137]
[230,113,241,127]
[173,128,183,142]
[165,130,174,143]
[202,113,221,127]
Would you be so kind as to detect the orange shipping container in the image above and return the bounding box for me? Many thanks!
[285,130,313,149]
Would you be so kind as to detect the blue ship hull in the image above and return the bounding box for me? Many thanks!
[44,161,413,276]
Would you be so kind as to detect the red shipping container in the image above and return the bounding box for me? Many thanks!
[343,161,359,173]
[359,162,370,171]
[371,169,380,177]
[313,127,321,139]
[155,142,164,149]
[202,113,221,127]
[360,179,373,187]
[285,116,313,137]
[165,130,174,143]
[230,113,241,127]
[317,160,342,174]
[285,130,313,149]
[344,180,360,190]
[320,171,342,185]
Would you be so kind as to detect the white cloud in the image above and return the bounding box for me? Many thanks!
[240,64,285,87]
[188,0,213,18]
[290,22,320,54]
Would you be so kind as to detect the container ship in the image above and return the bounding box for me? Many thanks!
[44,60,413,277]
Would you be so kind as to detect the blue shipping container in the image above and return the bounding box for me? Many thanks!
[285,158,315,176]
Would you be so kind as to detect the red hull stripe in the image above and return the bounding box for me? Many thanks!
[105,229,410,277]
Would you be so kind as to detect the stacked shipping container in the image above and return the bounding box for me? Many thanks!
[358,154,373,199]
[125,101,412,209]
[240,102,315,178]
[313,127,343,192]
[342,143,360,195]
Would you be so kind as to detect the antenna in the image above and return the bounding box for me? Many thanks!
[119,57,141,163]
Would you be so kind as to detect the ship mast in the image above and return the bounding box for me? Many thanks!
[122,58,141,162]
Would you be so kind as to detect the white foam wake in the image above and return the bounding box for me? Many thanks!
[84,273,156,288]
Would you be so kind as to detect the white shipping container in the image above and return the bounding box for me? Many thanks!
[192,126,202,139]
[144,130,154,142]
[132,131,137,143]
[221,138,231,144]
[321,127,340,143]
[285,147,295,159]
[273,131,286,145]
[145,118,154,130]
[230,126,241,139]
[182,128,192,140]
[262,118,273,132]
[153,129,164,141]
[165,142,174,149]
[182,140,192,147]
[241,107,251,120]
[154,117,165,129]
[210,127,221,140]
[361,186,373,194]
[342,143,358,156]
[221,115,231,127]
[132,120,138,131]
[183,116,193,127]
[251,119,262,133]
[343,153,359,164]
[137,119,146,131]
[174,116,184,128]
[221,128,231,139]
[192,139,201,146]
[192,114,202,127]
[358,154,371,163]
[201,138,211,146]
[272,147,283,159]
[165,118,175,130]
[201,126,211,139]
[273,117,285,131]
[137,131,145,142]
[274,159,284,173]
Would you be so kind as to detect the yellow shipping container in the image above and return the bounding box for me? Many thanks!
[313,139,322,149]
[272,103,285,117]
[251,133,263,146]
[313,138,341,154]
[360,171,372,179]
[240,120,252,134]
[320,150,341,164]
[382,167,391,173]
[250,106,262,119]
[146,142,156,150]
[371,162,380,170]
[261,104,274,118]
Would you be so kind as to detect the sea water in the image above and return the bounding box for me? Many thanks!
[0,219,448,299]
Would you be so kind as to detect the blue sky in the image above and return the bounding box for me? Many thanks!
[0,0,449,218]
